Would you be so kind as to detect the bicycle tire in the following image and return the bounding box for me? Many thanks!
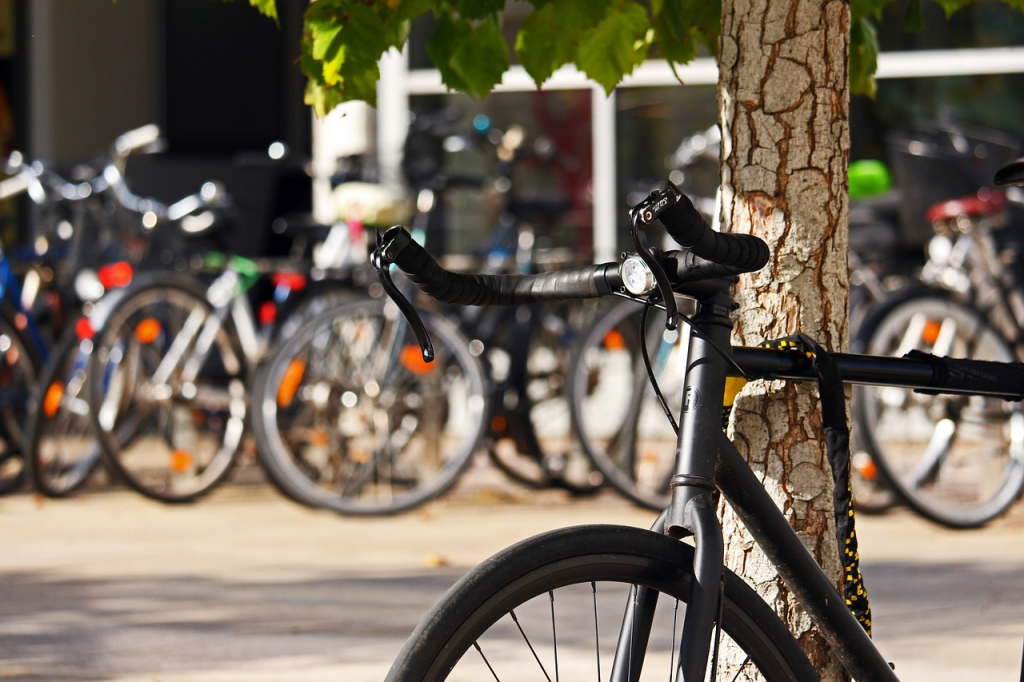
[27,324,104,497]
[852,289,1024,528]
[569,299,680,509]
[251,297,487,515]
[87,278,247,503]
[386,524,819,681]
[0,305,43,495]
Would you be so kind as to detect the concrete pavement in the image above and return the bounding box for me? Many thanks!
[2,458,1024,681]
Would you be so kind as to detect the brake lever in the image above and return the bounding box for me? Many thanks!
[629,195,678,331]
[372,231,435,363]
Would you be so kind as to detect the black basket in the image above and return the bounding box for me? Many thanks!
[885,121,1021,248]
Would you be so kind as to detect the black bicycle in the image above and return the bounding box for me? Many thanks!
[371,177,1024,680]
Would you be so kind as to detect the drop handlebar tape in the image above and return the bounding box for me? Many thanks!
[655,189,770,272]
[380,226,619,306]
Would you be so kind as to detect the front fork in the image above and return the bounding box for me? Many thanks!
[611,292,735,682]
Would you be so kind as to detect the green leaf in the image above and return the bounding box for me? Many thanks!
[427,15,473,93]
[307,13,344,61]
[577,1,651,95]
[515,0,615,87]
[249,0,278,23]
[849,18,879,98]
[653,0,720,64]
[515,3,576,86]
[393,0,440,21]
[305,80,348,117]
[451,17,510,98]
[456,0,505,20]
[428,14,509,98]
[339,59,382,104]
[850,0,893,25]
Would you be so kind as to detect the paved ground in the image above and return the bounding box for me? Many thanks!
[2,458,1024,681]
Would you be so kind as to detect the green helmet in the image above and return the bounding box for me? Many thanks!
[849,159,892,199]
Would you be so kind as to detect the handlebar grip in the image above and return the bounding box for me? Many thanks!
[906,350,1024,400]
[656,190,770,272]
[381,226,618,306]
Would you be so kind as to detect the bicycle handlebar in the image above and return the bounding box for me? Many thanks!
[377,223,756,307]
[642,181,770,272]
[379,225,620,305]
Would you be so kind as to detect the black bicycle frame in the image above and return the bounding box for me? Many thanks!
[612,282,1023,681]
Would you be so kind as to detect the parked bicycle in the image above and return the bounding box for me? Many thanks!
[0,126,176,494]
[249,117,603,514]
[373,172,1024,680]
[852,181,1024,527]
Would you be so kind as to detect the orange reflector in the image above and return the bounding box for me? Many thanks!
[491,415,508,435]
[400,345,434,375]
[170,450,193,473]
[98,261,134,289]
[604,329,625,350]
[135,318,162,344]
[43,381,65,418]
[855,456,879,481]
[921,319,942,345]
[276,358,306,407]
[75,317,95,340]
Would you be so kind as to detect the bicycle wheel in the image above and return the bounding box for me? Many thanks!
[87,279,247,503]
[386,525,818,681]
[852,290,1024,527]
[0,307,42,495]
[252,297,487,515]
[28,326,104,496]
[569,299,682,509]
[486,301,605,494]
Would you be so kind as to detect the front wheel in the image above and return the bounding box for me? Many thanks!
[853,290,1024,528]
[386,525,818,681]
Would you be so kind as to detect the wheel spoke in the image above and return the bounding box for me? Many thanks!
[908,417,956,488]
[509,609,552,682]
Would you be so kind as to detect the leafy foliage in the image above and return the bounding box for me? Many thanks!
[248,0,278,23]
[247,0,1017,114]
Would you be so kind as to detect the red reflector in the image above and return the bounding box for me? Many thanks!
[271,271,307,291]
[258,301,277,326]
[76,317,95,340]
[98,262,134,289]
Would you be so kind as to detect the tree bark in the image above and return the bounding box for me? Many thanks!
[717,0,851,677]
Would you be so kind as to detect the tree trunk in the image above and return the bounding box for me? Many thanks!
[717,0,851,677]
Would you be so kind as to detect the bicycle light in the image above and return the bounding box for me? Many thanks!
[621,255,655,296]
